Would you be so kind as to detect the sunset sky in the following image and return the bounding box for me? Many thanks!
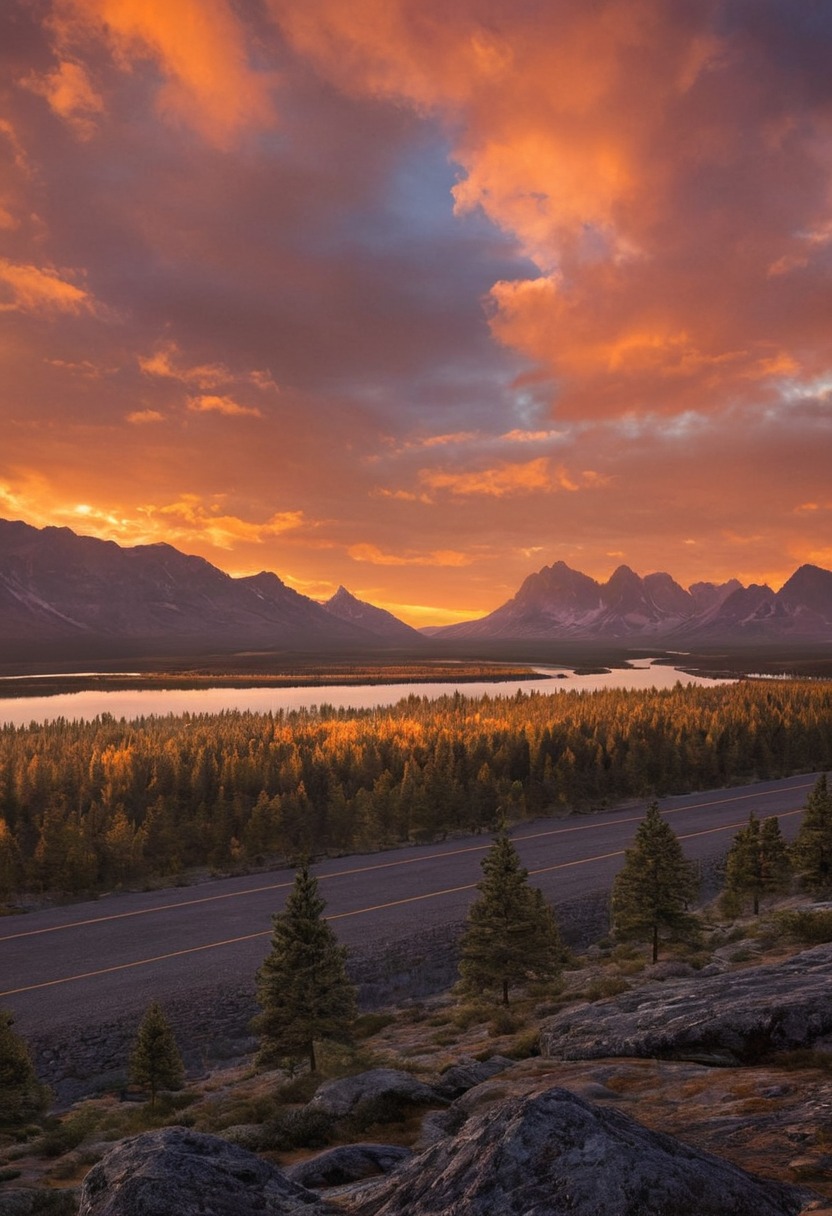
[1,1,831,625]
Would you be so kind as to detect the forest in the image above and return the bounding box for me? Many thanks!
[1,679,831,900]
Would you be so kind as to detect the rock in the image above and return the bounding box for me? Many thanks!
[78,1127,337,1216]
[286,1144,411,1189]
[345,1086,809,1216]
[643,960,696,981]
[433,1055,514,1100]
[308,1069,439,1119]
[0,1193,78,1216]
[541,943,832,1063]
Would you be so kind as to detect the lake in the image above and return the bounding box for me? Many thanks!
[0,659,729,727]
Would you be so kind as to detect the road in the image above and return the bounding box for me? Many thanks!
[0,773,817,1040]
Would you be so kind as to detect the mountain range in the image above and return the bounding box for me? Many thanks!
[1,518,830,658]
[431,559,832,643]
[0,519,412,658]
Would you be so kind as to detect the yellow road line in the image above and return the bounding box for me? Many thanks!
[0,806,806,999]
[0,780,812,943]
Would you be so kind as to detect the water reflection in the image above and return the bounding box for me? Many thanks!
[0,659,729,728]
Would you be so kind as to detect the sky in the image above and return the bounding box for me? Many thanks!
[1,0,831,626]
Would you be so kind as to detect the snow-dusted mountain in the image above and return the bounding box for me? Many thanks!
[3,519,830,657]
[0,519,375,655]
[322,586,425,643]
[432,560,832,642]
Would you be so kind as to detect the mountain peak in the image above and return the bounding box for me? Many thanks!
[323,586,424,643]
[433,556,832,642]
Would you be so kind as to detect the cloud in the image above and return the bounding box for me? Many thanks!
[46,0,278,146]
[139,342,277,395]
[126,409,164,424]
[45,357,113,378]
[373,487,433,504]
[500,428,563,444]
[0,258,94,314]
[269,0,832,420]
[419,457,554,498]
[24,59,103,137]
[187,394,262,418]
[348,543,473,567]
[149,497,304,547]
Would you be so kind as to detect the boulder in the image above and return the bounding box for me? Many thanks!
[286,1144,411,1189]
[433,1055,514,1100]
[0,1193,78,1216]
[78,1127,337,1216]
[345,1086,809,1216]
[308,1068,438,1118]
[541,943,832,1063]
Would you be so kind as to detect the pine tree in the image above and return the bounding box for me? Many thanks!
[722,813,791,915]
[791,774,832,896]
[255,863,356,1071]
[612,801,699,962]
[458,833,564,1006]
[129,1002,184,1108]
[0,1009,49,1128]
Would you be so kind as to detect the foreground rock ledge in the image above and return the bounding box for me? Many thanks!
[345,1087,810,1216]
[541,943,832,1063]
[78,1128,337,1216]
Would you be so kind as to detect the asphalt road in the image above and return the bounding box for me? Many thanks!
[0,772,818,1039]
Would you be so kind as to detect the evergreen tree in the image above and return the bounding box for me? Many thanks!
[255,862,356,1071]
[458,832,564,1006]
[0,1009,49,1128]
[722,813,791,915]
[791,774,832,895]
[612,802,699,962]
[129,1002,184,1108]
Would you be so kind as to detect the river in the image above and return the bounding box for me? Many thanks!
[0,659,730,727]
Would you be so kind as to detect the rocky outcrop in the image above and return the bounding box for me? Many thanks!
[78,1128,337,1216]
[285,1144,411,1189]
[433,1055,514,1100]
[346,1086,809,1216]
[541,943,832,1064]
[0,1193,77,1216]
[308,1068,440,1118]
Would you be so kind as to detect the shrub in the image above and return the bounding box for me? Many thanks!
[584,976,630,1002]
[267,1107,334,1150]
[489,1008,520,1036]
[276,1071,322,1105]
[505,1028,540,1059]
[352,1012,396,1040]
[775,909,832,944]
[36,1109,97,1158]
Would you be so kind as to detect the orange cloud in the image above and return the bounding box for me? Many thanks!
[187,394,262,418]
[140,341,276,394]
[24,59,104,137]
[48,0,278,146]
[0,258,93,314]
[268,0,832,419]
[150,497,304,547]
[348,543,472,567]
[126,409,164,424]
[419,457,553,498]
[373,488,433,504]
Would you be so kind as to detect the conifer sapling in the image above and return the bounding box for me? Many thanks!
[255,862,356,1071]
[129,1002,184,1108]
[458,832,564,1006]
